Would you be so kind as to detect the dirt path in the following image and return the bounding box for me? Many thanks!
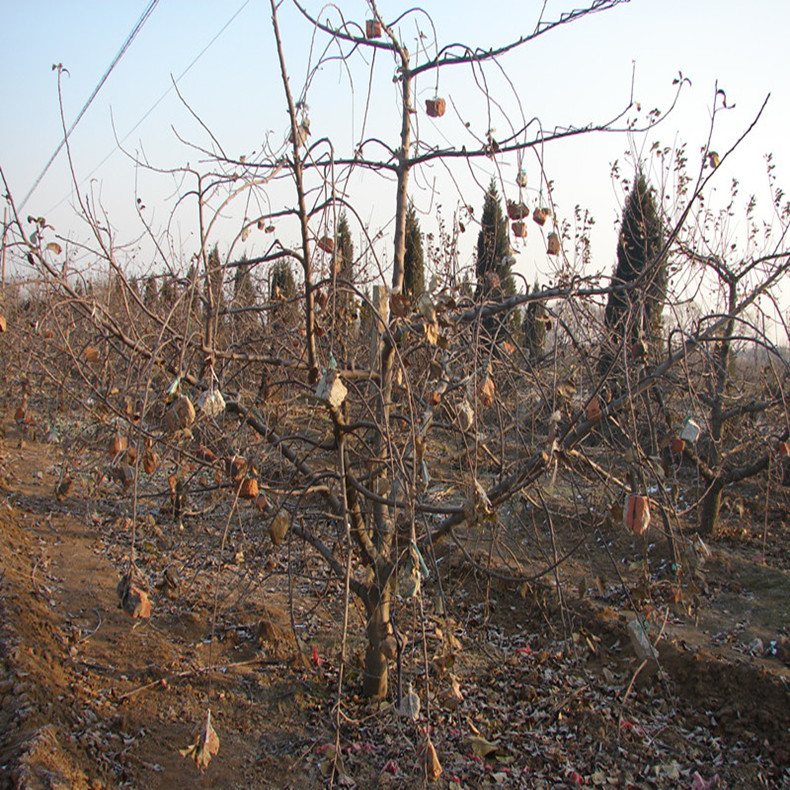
[0,437,325,789]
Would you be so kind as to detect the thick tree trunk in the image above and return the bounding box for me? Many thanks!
[700,479,724,536]
[362,582,391,699]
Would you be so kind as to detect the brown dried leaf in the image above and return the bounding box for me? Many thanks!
[165,396,195,432]
[143,450,160,475]
[389,293,410,318]
[438,673,463,710]
[269,510,290,546]
[239,478,258,500]
[556,378,576,400]
[421,735,442,782]
[468,735,500,758]
[424,321,439,345]
[417,292,437,323]
[477,375,495,408]
[179,710,220,770]
[224,455,248,481]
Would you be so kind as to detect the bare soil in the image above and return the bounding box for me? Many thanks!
[1,420,790,789]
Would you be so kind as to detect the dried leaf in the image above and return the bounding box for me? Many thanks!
[269,510,290,546]
[556,378,576,400]
[468,735,500,758]
[471,478,493,522]
[456,399,474,431]
[438,673,463,710]
[46,242,62,255]
[239,478,258,499]
[316,235,334,254]
[54,477,73,501]
[424,321,439,345]
[389,293,410,318]
[477,375,495,408]
[179,710,220,770]
[417,292,437,323]
[420,735,442,782]
[109,434,128,456]
[143,450,160,475]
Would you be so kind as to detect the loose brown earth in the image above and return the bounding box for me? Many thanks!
[1,418,790,789]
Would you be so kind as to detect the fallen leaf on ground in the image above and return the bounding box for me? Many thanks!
[468,735,500,758]
[179,710,220,770]
[420,734,442,782]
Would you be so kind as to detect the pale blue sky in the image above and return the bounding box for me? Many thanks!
[1,1,788,286]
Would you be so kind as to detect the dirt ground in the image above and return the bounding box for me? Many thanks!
[1,419,790,789]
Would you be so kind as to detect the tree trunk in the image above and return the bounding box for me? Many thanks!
[700,478,724,536]
[362,581,391,699]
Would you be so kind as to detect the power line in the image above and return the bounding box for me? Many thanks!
[44,0,250,218]
[20,0,160,211]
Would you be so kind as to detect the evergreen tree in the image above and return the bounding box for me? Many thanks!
[603,172,665,353]
[403,203,425,298]
[233,253,255,308]
[475,178,516,348]
[270,260,296,300]
[475,178,513,299]
[522,281,547,362]
[205,245,226,318]
[159,275,175,307]
[336,212,355,316]
[144,276,159,309]
[270,260,297,327]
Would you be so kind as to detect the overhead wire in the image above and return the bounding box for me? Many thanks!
[20,0,160,211]
[43,0,251,217]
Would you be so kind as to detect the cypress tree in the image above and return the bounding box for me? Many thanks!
[403,202,425,299]
[270,260,297,327]
[270,260,296,300]
[603,172,665,354]
[233,253,255,308]
[336,212,355,317]
[522,281,547,362]
[144,276,159,309]
[475,178,515,349]
[205,245,226,317]
[475,178,512,298]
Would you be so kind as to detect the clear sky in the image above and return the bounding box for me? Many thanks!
[2,0,788,289]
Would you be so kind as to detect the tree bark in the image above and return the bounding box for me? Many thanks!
[699,478,724,536]
[362,577,392,699]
